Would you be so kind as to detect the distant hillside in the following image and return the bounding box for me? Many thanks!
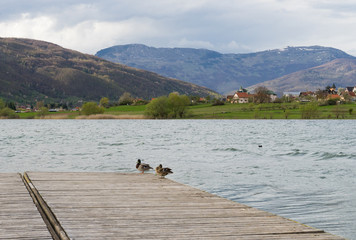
[247,58,356,95]
[96,44,355,94]
[0,38,217,104]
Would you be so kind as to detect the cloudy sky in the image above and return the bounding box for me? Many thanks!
[1,0,356,55]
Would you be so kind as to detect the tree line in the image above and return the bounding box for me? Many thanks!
[79,92,191,118]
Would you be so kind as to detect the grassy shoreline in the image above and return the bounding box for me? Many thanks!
[10,102,356,119]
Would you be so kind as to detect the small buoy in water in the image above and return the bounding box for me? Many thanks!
[258,145,262,148]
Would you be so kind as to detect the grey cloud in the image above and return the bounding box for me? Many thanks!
[1,0,356,55]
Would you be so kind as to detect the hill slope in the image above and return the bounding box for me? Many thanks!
[0,38,217,104]
[96,44,355,94]
[247,58,356,94]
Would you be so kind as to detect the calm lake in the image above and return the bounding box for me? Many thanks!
[1,119,355,239]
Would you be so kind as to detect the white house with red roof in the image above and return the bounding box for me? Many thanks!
[232,92,252,103]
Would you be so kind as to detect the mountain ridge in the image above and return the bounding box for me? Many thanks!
[247,58,356,95]
[0,38,217,104]
[96,44,355,94]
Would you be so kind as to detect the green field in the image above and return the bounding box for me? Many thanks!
[186,103,356,119]
[11,102,356,119]
[106,102,356,119]
[105,105,146,115]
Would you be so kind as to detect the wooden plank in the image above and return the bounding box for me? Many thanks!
[0,173,52,240]
[26,172,345,240]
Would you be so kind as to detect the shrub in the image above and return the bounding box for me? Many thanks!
[145,93,190,119]
[99,97,110,108]
[145,96,169,119]
[81,102,105,115]
[327,99,338,105]
[132,99,149,106]
[212,99,225,106]
[37,107,49,117]
[273,98,283,103]
[168,93,190,118]
[0,98,5,109]
[0,107,20,119]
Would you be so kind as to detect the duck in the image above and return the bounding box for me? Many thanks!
[155,164,173,178]
[136,159,153,174]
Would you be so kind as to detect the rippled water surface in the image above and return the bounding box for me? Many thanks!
[1,119,355,239]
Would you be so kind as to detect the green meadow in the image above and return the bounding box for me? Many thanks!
[187,103,356,119]
[11,102,356,119]
[105,102,355,119]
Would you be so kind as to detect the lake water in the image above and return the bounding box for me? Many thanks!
[1,119,355,239]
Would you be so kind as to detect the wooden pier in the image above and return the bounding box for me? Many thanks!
[0,173,52,240]
[21,172,344,240]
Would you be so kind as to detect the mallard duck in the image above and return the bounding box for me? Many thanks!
[155,164,173,178]
[155,164,162,175]
[136,159,153,174]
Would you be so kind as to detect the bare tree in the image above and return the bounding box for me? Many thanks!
[300,102,319,119]
[253,86,270,104]
[118,92,133,105]
[332,105,347,119]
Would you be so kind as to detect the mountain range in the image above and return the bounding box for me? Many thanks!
[2,38,356,105]
[0,38,216,104]
[96,44,356,95]
[248,58,356,94]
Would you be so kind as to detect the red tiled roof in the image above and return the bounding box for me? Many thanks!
[236,92,250,98]
[329,94,340,99]
[300,91,315,96]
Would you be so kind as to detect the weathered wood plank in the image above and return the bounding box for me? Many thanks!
[0,173,53,240]
[26,172,345,240]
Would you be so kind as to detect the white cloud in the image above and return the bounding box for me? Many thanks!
[223,41,252,53]
[57,17,162,53]
[0,13,161,54]
[1,0,356,56]
[0,14,56,41]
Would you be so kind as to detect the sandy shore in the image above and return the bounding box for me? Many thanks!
[75,114,145,119]
[39,114,146,119]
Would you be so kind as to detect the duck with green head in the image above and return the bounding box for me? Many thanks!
[136,159,153,174]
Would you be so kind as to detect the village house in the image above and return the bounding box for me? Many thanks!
[283,92,300,101]
[232,92,251,103]
[300,91,316,98]
[226,95,234,102]
[328,86,337,94]
[349,92,356,100]
[327,94,341,100]
[298,91,316,102]
[345,86,356,93]
[268,91,278,102]
[283,92,300,98]
[338,86,356,101]
[345,90,356,101]
[225,85,356,104]
[228,86,255,103]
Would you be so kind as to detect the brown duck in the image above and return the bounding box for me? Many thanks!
[155,164,173,178]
